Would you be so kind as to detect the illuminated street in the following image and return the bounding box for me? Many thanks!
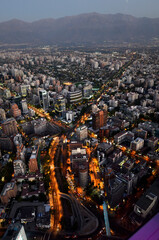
[48,137,63,234]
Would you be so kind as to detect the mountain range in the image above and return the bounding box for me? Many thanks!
[0,13,159,45]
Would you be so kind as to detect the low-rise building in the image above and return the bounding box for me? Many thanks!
[97,142,114,156]
[134,193,157,218]
[76,125,88,141]
[130,138,144,151]
[114,131,134,144]
[132,128,148,139]
[134,179,159,219]
[148,137,158,150]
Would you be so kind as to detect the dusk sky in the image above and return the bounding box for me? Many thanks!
[0,0,158,22]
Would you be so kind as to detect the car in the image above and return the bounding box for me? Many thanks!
[72,235,77,239]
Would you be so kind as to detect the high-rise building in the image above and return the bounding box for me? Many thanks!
[82,83,93,99]
[98,101,108,111]
[2,222,27,240]
[92,109,107,130]
[79,165,88,188]
[92,104,98,113]
[20,84,31,97]
[66,111,74,122]
[106,177,125,208]
[14,133,22,146]
[2,118,18,136]
[29,146,40,173]
[39,90,49,110]
[0,108,6,121]
[21,99,28,114]
[67,90,82,104]
[76,125,88,141]
[10,95,22,109]
[11,103,21,118]
[14,134,26,161]
[55,95,66,113]
[4,89,11,99]
[14,160,26,176]
[70,144,88,177]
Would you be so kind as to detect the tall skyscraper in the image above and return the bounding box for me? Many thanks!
[106,177,125,208]
[21,99,28,114]
[28,146,40,173]
[14,134,26,161]
[82,83,93,99]
[79,165,88,188]
[39,90,49,110]
[55,95,66,113]
[2,118,18,136]
[10,96,22,109]
[70,144,88,177]
[20,84,31,97]
[92,109,107,130]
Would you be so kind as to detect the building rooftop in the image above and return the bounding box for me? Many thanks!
[135,194,155,211]
[3,118,16,124]
[109,177,123,191]
[114,131,126,138]
[148,136,158,142]
[76,125,87,131]
[20,206,35,220]
[98,142,113,150]
[1,182,16,196]
[132,137,144,143]
[135,178,159,211]
[72,148,86,155]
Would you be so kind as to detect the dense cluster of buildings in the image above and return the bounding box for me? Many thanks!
[0,47,159,239]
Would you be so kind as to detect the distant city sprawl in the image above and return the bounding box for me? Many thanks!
[0,46,159,240]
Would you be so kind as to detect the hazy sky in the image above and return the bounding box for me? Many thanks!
[0,0,158,22]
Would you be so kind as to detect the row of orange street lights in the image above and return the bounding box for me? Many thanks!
[28,105,68,129]
[117,144,150,163]
[48,137,63,234]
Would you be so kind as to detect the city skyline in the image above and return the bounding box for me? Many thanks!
[0,0,159,22]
